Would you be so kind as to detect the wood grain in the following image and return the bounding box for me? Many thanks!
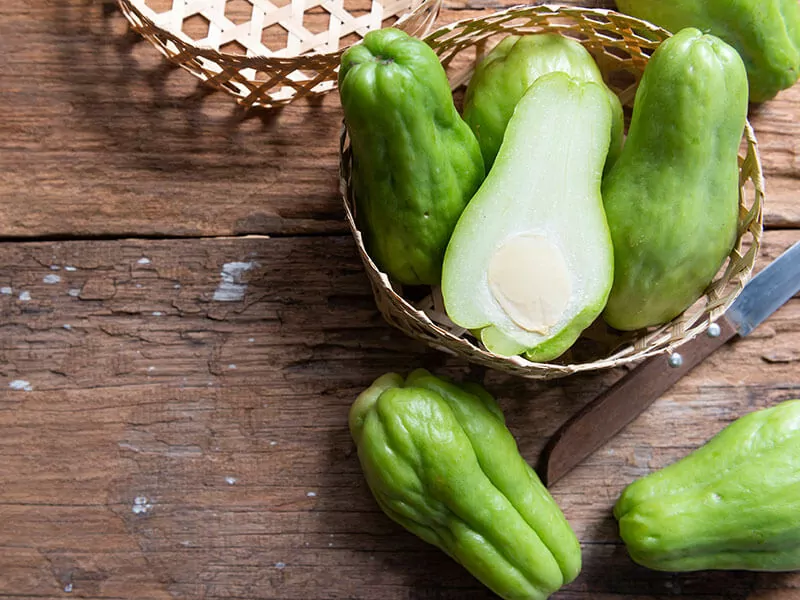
[0,231,798,599]
[0,0,797,240]
[1,0,800,598]
[540,317,739,487]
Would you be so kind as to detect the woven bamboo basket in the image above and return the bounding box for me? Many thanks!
[339,4,765,380]
[116,0,441,108]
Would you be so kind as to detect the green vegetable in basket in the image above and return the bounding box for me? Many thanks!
[463,33,624,171]
[601,28,747,331]
[615,0,800,103]
[350,369,582,600]
[615,399,800,572]
[442,72,614,361]
[338,28,484,286]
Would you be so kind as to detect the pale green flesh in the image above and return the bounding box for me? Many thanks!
[462,33,625,172]
[441,72,614,360]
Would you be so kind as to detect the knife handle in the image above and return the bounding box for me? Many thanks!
[538,317,738,487]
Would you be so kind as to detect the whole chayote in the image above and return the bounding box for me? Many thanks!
[349,369,581,600]
[615,0,800,102]
[462,33,624,171]
[339,29,484,286]
[601,28,747,331]
[615,399,800,572]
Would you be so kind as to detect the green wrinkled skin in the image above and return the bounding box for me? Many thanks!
[463,34,624,171]
[349,370,581,600]
[338,29,484,286]
[601,29,747,331]
[616,0,800,103]
[614,400,800,572]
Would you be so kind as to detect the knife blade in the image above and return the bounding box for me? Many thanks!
[538,241,800,487]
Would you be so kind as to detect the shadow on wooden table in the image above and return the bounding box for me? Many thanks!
[45,0,346,237]
[51,0,298,161]
[572,510,800,599]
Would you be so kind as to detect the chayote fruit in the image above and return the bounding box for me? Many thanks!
[350,369,581,600]
[339,29,485,286]
[614,399,800,572]
[463,33,624,171]
[615,0,800,103]
[443,73,614,361]
[601,28,747,331]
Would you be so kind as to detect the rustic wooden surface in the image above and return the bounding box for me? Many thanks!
[0,1,798,599]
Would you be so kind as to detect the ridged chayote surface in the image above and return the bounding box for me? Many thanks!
[339,29,484,286]
[615,399,800,572]
[350,369,582,599]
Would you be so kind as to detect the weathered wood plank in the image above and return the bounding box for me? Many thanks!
[0,0,797,240]
[0,231,798,598]
[2,0,800,597]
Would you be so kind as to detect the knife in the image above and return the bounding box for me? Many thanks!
[538,241,800,487]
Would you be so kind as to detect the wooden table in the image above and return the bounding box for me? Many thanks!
[1,1,798,598]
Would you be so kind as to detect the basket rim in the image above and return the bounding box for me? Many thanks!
[338,4,765,377]
[117,0,442,64]
[423,2,673,42]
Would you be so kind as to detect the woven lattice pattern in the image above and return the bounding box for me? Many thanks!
[339,5,765,380]
[117,0,441,107]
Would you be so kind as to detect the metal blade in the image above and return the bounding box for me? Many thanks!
[539,240,800,487]
[726,241,800,336]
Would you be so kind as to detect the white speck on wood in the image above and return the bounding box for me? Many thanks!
[270,441,278,446]
[68,289,80,297]
[225,476,237,485]
[135,283,142,289]
[132,496,152,514]
[64,266,77,272]
[174,283,181,289]
[64,583,73,593]
[50,265,60,270]
[248,338,255,343]
[137,257,151,265]
[9,380,32,392]
[0,287,11,295]
[633,446,654,470]
[43,274,61,284]
[213,261,257,302]
[147,366,155,372]
[18,291,31,301]
[152,311,163,316]
[306,491,317,497]
[274,562,286,569]
[228,364,237,370]
[166,445,203,458]
[63,324,72,330]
